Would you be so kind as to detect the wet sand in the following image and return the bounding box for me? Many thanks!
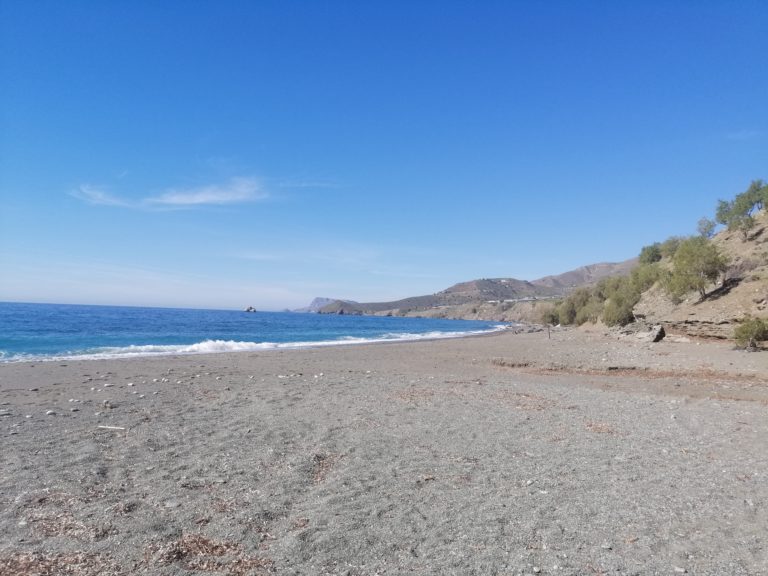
[1,328,767,575]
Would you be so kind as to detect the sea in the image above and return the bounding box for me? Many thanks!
[0,302,507,363]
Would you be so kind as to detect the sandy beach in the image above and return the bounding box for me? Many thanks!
[1,328,767,575]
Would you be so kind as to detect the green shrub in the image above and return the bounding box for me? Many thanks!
[639,243,662,264]
[734,317,768,348]
[659,236,684,259]
[558,299,577,325]
[602,298,635,327]
[539,305,560,325]
[664,236,728,300]
[574,299,603,325]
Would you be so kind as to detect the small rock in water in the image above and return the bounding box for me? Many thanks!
[46,410,56,416]
[127,382,134,387]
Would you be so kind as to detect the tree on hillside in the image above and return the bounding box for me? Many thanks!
[715,180,768,241]
[697,217,716,239]
[639,243,662,264]
[664,236,728,301]
[659,236,684,259]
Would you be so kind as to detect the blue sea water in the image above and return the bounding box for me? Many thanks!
[0,302,507,362]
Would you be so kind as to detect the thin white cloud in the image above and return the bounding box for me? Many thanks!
[147,177,266,206]
[70,177,267,209]
[70,185,132,207]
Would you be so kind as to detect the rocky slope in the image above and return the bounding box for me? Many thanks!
[634,211,768,339]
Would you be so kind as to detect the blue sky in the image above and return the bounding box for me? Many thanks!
[1,1,766,310]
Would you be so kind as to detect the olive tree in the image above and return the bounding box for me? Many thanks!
[665,236,728,300]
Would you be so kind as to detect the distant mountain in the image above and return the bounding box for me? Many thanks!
[293,297,350,313]
[305,258,636,317]
[531,260,638,290]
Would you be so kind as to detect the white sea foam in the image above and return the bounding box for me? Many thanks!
[0,324,509,363]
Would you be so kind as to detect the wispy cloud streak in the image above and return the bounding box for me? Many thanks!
[70,177,267,209]
[147,177,266,206]
[70,185,132,207]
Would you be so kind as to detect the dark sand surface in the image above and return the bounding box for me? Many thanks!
[1,328,767,575]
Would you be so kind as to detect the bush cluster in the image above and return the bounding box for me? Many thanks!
[734,317,768,349]
[541,263,663,327]
[539,178,762,336]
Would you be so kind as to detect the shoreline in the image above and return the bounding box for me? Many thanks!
[0,323,514,365]
[2,328,767,574]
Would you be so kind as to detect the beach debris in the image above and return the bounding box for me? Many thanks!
[45,410,56,416]
[1,551,125,575]
[97,425,125,431]
[312,452,342,483]
[70,407,79,412]
[102,400,114,409]
[127,382,134,387]
[145,532,273,573]
[102,382,114,388]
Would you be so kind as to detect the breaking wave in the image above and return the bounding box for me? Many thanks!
[0,325,508,362]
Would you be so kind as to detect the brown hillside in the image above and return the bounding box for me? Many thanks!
[532,260,638,290]
[635,210,768,338]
